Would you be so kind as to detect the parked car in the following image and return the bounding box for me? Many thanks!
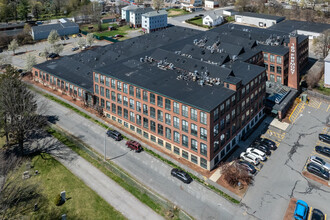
[71,47,79,51]
[309,156,330,172]
[47,53,59,59]
[255,138,277,150]
[106,129,122,141]
[65,35,69,40]
[237,161,256,174]
[311,209,325,220]
[114,34,124,38]
[60,36,64,40]
[307,163,330,180]
[319,133,330,144]
[78,33,82,37]
[72,34,77,38]
[199,14,204,17]
[240,152,260,166]
[171,168,192,184]
[246,148,267,161]
[125,140,142,152]
[293,200,309,220]
[251,142,271,156]
[315,146,330,158]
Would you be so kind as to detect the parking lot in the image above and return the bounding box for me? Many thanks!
[2,34,110,69]
[241,97,330,220]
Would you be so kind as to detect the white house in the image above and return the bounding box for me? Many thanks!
[121,5,138,22]
[223,9,238,16]
[203,13,223,27]
[129,7,153,28]
[181,0,203,12]
[142,10,168,33]
[325,54,330,88]
[204,0,219,8]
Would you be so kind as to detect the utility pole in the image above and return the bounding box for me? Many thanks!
[104,131,106,161]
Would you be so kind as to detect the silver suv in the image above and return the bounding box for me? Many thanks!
[309,156,330,172]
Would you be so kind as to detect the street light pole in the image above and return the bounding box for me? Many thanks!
[104,131,106,161]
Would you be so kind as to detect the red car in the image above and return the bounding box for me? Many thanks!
[126,140,142,152]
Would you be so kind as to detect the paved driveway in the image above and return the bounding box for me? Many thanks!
[242,98,330,220]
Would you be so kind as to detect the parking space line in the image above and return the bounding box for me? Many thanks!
[327,105,330,112]
[255,167,260,171]
[259,161,264,165]
[325,214,327,220]
[316,140,330,147]
[308,207,313,220]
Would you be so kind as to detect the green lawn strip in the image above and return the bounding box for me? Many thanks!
[167,8,190,17]
[47,127,170,218]
[29,84,239,204]
[315,80,330,96]
[185,17,209,29]
[81,24,132,37]
[225,16,235,22]
[5,154,125,219]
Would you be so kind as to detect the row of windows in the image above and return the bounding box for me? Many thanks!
[213,100,263,153]
[103,99,209,141]
[213,74,265,122]
[105,102,209,156]
[263,53,282,64]
[265,63,282,74]
[94,80,208,124]
[35,71,84,97]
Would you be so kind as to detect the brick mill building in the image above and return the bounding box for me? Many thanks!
[32,24,308,170]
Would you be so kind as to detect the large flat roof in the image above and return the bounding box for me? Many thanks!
[268,20,330,34]
[237,12,285,22]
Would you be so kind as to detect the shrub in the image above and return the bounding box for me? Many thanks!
[54,194,63,206]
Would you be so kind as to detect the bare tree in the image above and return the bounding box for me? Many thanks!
[77,37,86,49]
[220,161,254,187]
[235,0,249,11]
[25,54,37,72]
[0,66,47,153]
[86,33,94,47]
[313,29,330,58]
[8,39,18,55]
[152,0,164,11]
[47,30,59,46]
[0,150,41,219]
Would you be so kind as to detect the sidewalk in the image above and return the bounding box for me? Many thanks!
[50,141,163,220]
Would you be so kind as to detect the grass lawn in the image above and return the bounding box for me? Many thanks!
[0,136,5,148]
[4,154,126,219]
[81,23,132,38]
[167,8,190,17]
[315,78,330,96]
[225,16,235,22]
[189,17,203,26]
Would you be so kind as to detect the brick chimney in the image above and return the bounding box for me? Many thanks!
[288,36,299,90]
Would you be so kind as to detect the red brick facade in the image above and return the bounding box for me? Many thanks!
[93,70,267,170]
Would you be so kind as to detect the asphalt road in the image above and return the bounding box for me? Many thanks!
[35,92,254,220]
[242,100,330,220]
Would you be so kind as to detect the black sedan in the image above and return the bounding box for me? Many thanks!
[307,163,329,180]
[256,138,277,150]
[319,133,330,144]
[315,146,330,158]
[238,161,256,174]
[311,209,325,220]
[171,168,192,184]
[251,143,271,156]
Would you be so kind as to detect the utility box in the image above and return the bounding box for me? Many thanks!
[301,94,307,103]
